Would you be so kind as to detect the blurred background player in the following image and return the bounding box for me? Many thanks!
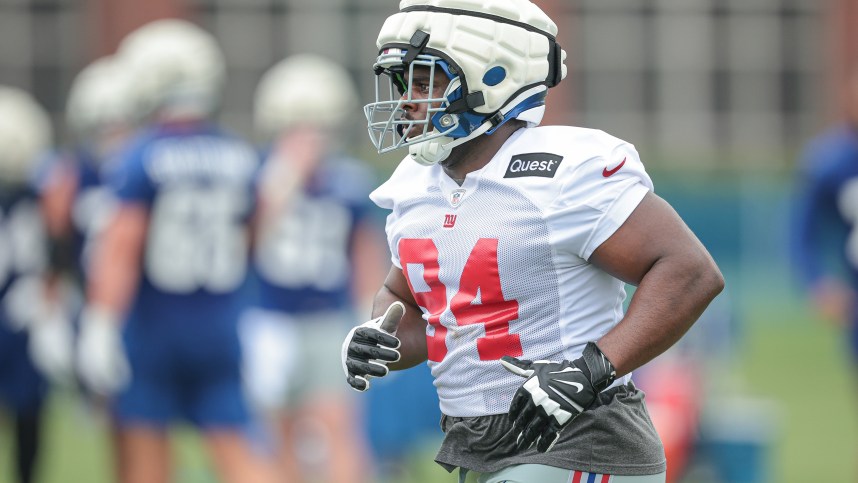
[77,19,277,483]
[41,54,139,309]
[38,55,140,401]
[0,86,54,483]
[791,69,858,373]
[242,53,386,483]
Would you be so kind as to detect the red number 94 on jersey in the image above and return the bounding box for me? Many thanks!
[399,238,523,362]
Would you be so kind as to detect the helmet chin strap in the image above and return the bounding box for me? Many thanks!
[408,121,492,166]
[408,85,547,166]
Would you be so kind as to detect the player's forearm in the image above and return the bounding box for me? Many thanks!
[86,208,147,317]
[372,284,428,370]
[87,248,141,316]
[597,249,724,377]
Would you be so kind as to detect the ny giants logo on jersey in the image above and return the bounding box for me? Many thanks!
[443,214,457,228]
[504,153,564,179]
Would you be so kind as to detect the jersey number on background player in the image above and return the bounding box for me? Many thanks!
[146,186,248,293]
[0,201,46,287]
[399,237,522,362]
[0,201,48,329]
[256,198,351,290]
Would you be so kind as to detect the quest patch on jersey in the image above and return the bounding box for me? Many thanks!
[504,153,564,178]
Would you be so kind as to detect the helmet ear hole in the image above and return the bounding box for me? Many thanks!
[482,66,506,87]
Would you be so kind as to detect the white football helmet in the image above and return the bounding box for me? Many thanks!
[254,54,358,139]
[66,55,139,141]
[118,19,225,120]
[365,0,567,165]
[0,86,52,184]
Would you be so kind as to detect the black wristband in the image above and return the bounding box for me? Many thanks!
[581,342,617,392]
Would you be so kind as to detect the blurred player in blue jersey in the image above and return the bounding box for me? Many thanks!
[0,86,54,483]
[42,55,138,302]
[77,19,277,483]
[38,55,139,396]
[243,54,387,483]
[791,74,858,363]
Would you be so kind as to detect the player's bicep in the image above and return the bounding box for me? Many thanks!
[589,191,705,286]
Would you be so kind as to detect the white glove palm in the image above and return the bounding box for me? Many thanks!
[77,307,130,395]
[29,309,75,385]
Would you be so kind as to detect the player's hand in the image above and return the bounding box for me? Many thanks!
[341,301,404,392]
[77,307,130,396]
[28,309,75,385]
[1,276,45,332]
[501,342,616,453]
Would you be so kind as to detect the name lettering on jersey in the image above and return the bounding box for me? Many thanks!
[504,153,564,178]
[443,214,457,228]
[450,189,466,208]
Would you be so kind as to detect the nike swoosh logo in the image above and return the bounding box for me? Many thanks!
[602,157,626,177]
[548,367,582,375]
[549,386,585,412]
[554,379,584,393]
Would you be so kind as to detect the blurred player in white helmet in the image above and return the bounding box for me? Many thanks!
[38,55,139,395]
[78,19,277,483]
[0,86,54,483]
[243,53,386,483]
[342,1,725,482]
[52,55,136,277]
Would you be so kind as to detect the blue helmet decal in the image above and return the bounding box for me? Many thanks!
[482,66,506,87]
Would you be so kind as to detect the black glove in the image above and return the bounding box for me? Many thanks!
[501,342,616,453]
[341,302,405,391]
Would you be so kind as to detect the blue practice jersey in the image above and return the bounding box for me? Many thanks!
[110,123,259,328]
[251,155,377,314]
[0,184,49,411]
[791,124,858,291]
[69,147,118,279]
[0,185,48,324]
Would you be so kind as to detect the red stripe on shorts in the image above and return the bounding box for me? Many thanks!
[601,474,611,483]
[571,471,583,483]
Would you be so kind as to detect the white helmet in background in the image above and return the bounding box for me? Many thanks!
[118,19,225,120]
[365,0,567,165]
[0,86,52,185]
[66,55,139,141]
[254,54,358,139]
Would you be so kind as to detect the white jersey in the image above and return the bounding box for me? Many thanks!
[370,126,653,417]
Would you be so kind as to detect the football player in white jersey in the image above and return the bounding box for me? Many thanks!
[341,1,725,482]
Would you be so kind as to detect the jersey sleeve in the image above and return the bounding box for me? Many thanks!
[369,156,424,269]
[369,156,412,210]
[108,140,157,205]
[545,141,654,261]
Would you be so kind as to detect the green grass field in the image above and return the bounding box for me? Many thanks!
[739,305,858,483]
[1,303,855,483]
